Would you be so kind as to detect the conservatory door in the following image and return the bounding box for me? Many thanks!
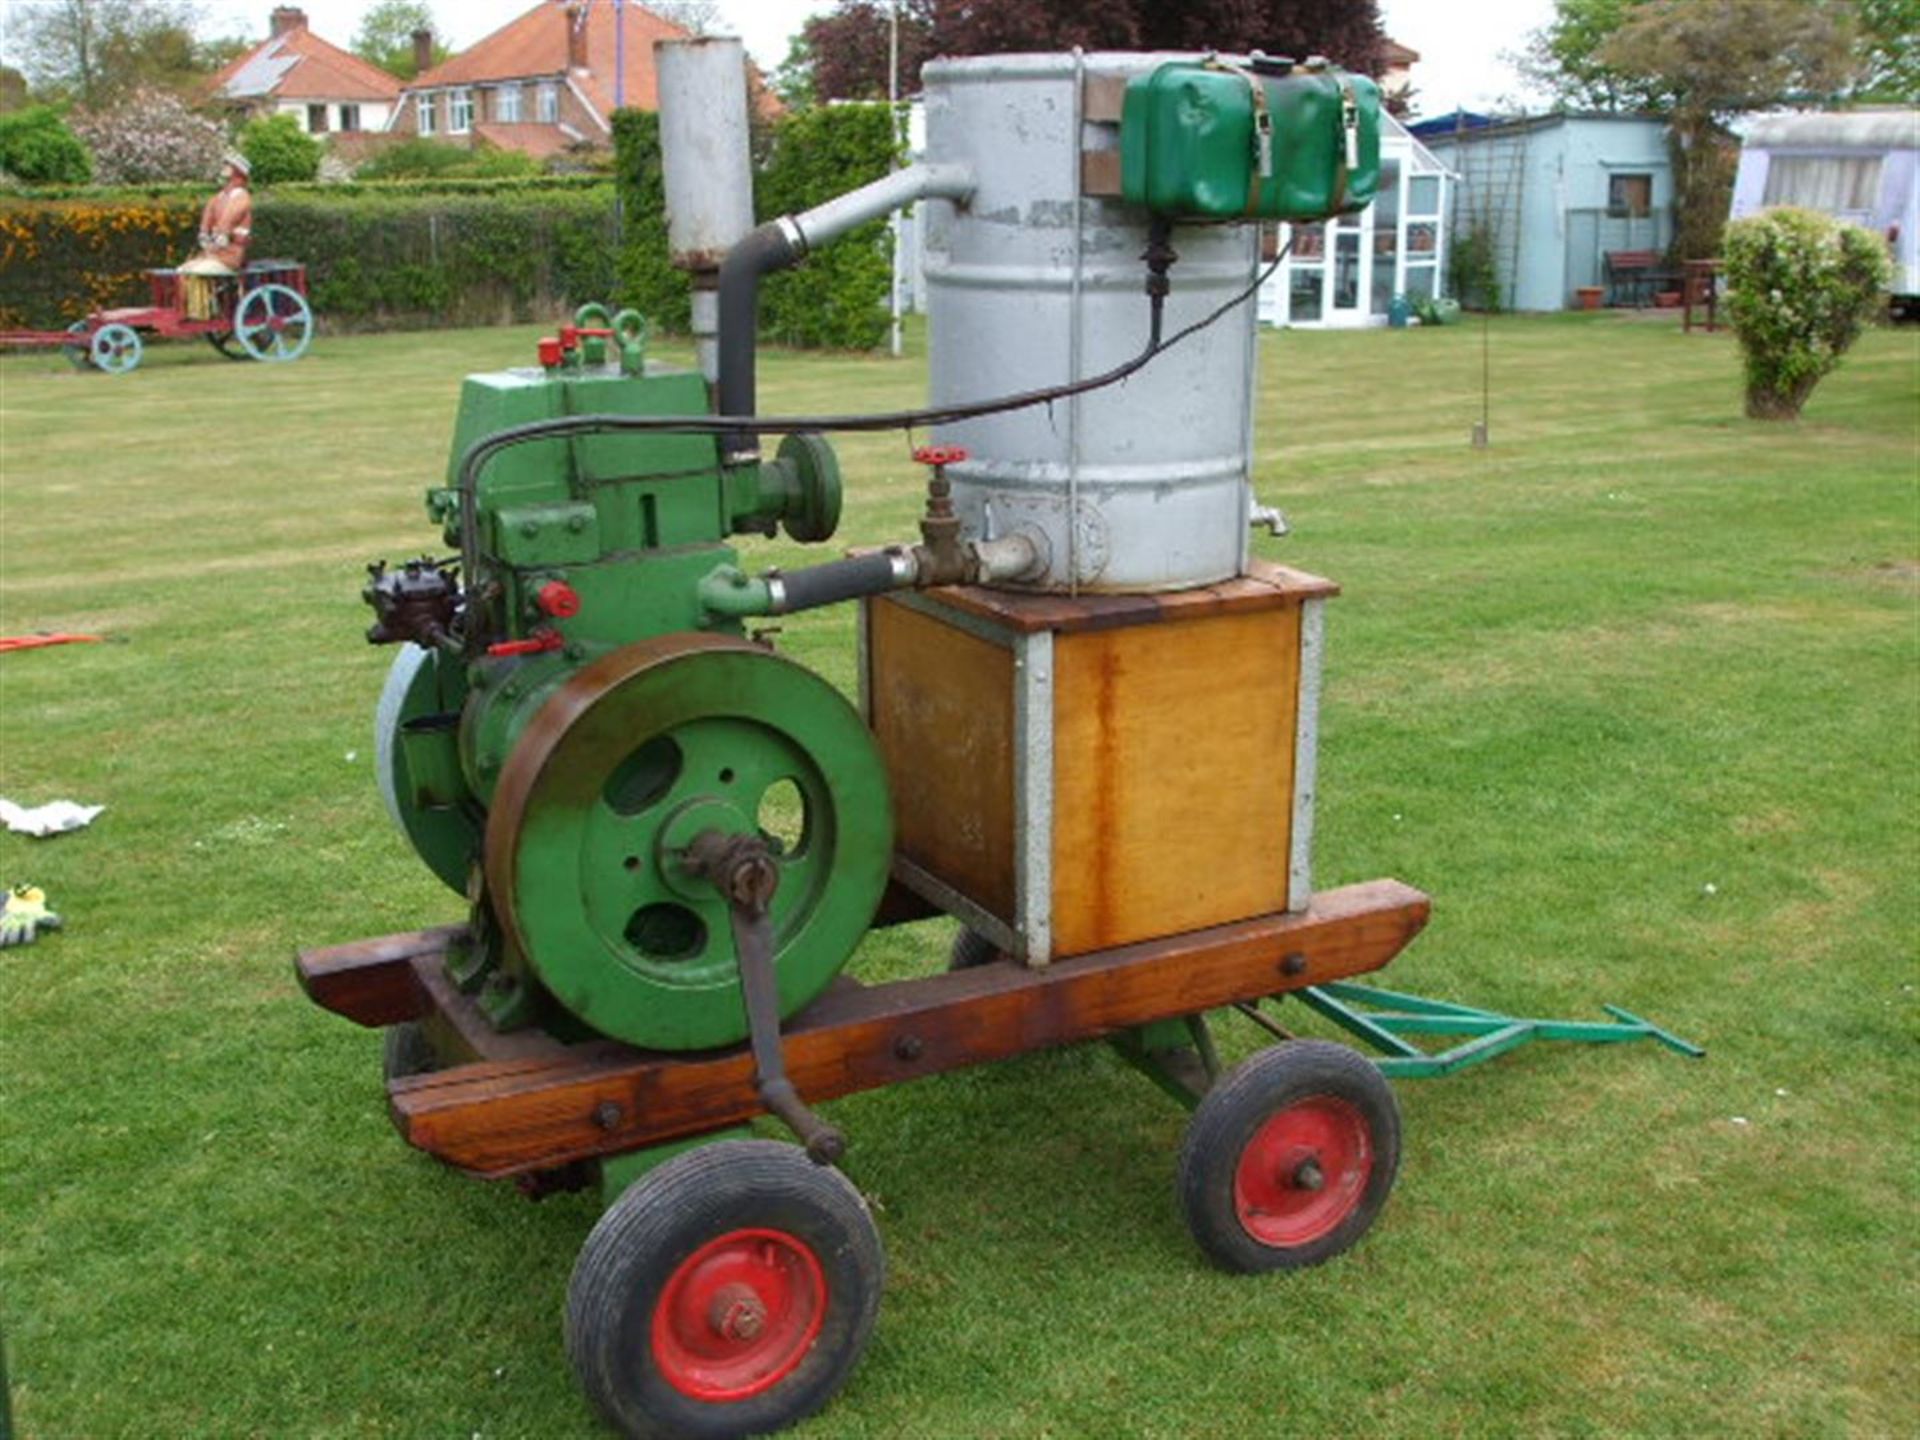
[1326,210,1370,327]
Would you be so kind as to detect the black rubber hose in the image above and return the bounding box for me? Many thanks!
[717,221,804,458]
[775,551,908,614]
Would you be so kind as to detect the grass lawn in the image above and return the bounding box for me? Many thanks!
[1,308,1915,1439]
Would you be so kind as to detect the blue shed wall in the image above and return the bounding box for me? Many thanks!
[1427,116,1672,310]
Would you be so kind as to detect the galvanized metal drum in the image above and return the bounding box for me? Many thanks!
[922,52,1261,593]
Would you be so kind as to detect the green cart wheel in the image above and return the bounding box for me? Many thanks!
[89,323,142,375]
[1177,1040,1400,1273]
[567,1139,884,1440]
[233,282,314,362]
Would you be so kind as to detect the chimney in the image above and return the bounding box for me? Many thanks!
[411,27,434,74]
[268,6,306,36]
[566,3,589,71]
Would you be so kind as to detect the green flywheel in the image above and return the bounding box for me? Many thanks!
[485,634,893,1051]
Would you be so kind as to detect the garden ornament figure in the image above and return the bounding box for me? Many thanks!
[180,155,253,320]
[0,885,61,947]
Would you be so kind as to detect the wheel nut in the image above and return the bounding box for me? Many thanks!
[709,1283,766,1341]
[1292,1156,1325,1192]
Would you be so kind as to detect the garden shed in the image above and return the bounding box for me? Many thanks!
[1419,112,1673,311]
[1258,112,1454,328]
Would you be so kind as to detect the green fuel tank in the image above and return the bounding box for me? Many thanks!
[1120,57,1381,221]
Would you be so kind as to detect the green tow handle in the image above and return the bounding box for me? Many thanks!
[613,308,650,376]
[568,304,649,375]
[572,303,612,368]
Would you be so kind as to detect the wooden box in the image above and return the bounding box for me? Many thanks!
[860,560,1336,964]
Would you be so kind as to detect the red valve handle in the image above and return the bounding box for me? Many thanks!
[486,629,565,658]
[535,580,582,618]
[912,445,969,466]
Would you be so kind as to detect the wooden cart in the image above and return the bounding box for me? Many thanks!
[0,260,314,374]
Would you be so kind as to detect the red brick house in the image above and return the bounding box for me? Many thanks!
[387,0,697,160]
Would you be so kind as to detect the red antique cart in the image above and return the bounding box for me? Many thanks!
[0,259,315,374]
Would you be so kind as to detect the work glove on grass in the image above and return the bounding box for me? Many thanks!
[0,885,61,947]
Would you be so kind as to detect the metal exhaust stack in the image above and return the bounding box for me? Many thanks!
[654,37,755,393]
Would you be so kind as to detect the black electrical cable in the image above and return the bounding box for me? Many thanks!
[456,240,1292,574]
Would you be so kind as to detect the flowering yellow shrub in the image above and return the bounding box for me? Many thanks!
[0,198,198,329]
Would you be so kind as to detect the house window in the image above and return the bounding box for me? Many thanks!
[496,83,522,123]
[449,88,474,134]
[1608,173,1653,218]
[306,103,328,133]
[537,81,559,123]
[417,92,437,135]
[338,103,361,132]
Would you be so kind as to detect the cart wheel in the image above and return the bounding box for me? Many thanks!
[233,283,314,363]
[63,321,94,369]
[89,323,142,375]
[567,1139,884,1440]
[948,927,1004,970]
[206,332,249,362]
[381,1021,439,1082]
[1177,1040,1399,1273]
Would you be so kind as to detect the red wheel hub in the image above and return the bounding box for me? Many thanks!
[1234,1095,1373,1247]
[651,1228,828,1401]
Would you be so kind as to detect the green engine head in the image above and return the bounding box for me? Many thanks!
[368,310,884,1051]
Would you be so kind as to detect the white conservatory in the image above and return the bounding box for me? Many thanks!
[1260,113,1454,328]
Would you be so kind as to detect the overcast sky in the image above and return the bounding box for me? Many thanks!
[13,0,1556,116]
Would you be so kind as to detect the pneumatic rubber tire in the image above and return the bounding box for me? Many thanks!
[566,1139,884,1440]
[1177,1040,1400,1273]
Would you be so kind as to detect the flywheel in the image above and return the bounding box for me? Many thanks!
[485,633,892,1051]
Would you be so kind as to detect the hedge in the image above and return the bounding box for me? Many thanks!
[756,104,900,351]
[611,101,900,351]
[1,103,901,343]
[0,185,619,331]
[3,175,611,202]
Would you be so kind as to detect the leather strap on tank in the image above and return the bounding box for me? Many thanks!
[1202,56,1275,217]
[1330,75,1358,214]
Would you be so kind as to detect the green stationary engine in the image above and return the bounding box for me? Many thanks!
[366,306,889,1053]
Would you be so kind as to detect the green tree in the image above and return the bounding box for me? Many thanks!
[1854,0,1920,100]
[1517,0,1660,110]
[1600,0,1860,261]
[1723,206,1892,419]
[351,1,448,81]
[8,0,204,106]
[0,105,93,183]
[240,111,321,185]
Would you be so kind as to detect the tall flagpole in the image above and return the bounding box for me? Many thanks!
[888,0,903,358]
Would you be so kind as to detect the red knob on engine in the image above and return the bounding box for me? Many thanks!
[535,580,582,618]
[912,445,969,467]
